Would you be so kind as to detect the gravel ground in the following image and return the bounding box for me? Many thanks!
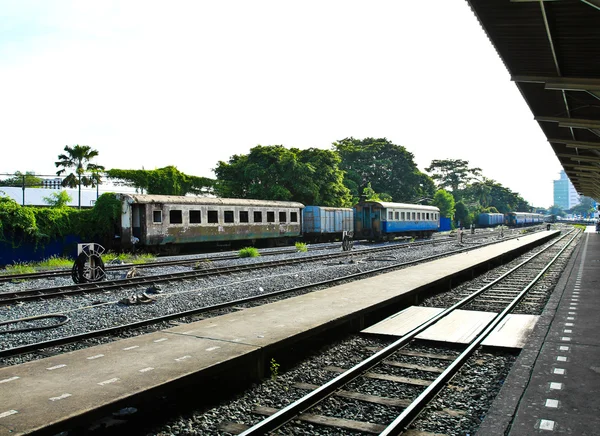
[1,236,491,353]
[0,226,560,436]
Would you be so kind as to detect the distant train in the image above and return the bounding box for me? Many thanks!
[114,194,441,253]
[477,211,546,228]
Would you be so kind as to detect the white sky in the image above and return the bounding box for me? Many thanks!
[0,0,563,207]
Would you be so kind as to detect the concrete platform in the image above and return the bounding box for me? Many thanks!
[0,230,559,435]
[363,306,539,349]
[478,227,600,435]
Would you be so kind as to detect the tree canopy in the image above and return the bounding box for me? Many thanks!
[425,159,482,198]
[0,171,43,188]
[213,145,352,206]
[55,145,105,208]
[106,166,214,196]
[333,137,434,203]
[570,196,596,218]
[432,189,455,218]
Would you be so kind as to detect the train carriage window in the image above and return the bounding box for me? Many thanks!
[418,212,421,220]
[267,211,275,223]
[279,211,286,223]
[412,212,416,220]
[189,210,201,224]
[395,212,399,220]
[170,210,183,224]
[239,211,249,223]
[153,210,162,223]
[208,210,218,223]
[401,212,405,220]
[290,211,298,222]
[388,211,393,220]
[426,213,430,220]
[224,210,234,223]
[254,211,262,222]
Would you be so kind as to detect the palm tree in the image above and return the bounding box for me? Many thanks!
[55,145,105,208]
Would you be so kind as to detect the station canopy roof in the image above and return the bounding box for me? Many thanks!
[466,0,600,201]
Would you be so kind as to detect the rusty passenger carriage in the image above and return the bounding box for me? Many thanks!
[117,194,303,252]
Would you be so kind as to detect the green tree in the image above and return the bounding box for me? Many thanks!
[55,145,105,209]
[454,201,471,227]
[106,166,214,196]
[0,171,43,188]
[362,182,392,202]
[548,204,566,217]
[43,191,72,208]
[214,145,352,206]
[432,189,455,218]
[570,196,596,218]
[465,179,493,208]
[425,159,482,199]
[333,137,434,203]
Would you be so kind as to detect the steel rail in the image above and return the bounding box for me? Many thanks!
[379,229,580,435]
[237,229,574,435]
[0,236,487,305]
[0,226,525,283]
[0,245,341,283]
[0,234,516,357]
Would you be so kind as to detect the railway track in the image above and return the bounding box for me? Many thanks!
[0,232,524,359]
[0,226,529,284]
[0,235,504,305]
[214,229,578,435]
[0,244,342,283]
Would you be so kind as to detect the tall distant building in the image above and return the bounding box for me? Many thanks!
[553,170,580,210]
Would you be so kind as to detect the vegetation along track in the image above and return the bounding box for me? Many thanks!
[0,229,539,361]
[0,232,518,305]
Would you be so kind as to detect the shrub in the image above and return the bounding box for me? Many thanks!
[295,242,308,252]
[239,247,260,258]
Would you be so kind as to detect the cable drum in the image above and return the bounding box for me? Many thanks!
[71,243,106,284]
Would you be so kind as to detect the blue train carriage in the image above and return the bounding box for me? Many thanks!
[477,212,504,227]
[506,212,545,227]
[353,200,440,241]
[116,194,304,252]
[302,206,354,242]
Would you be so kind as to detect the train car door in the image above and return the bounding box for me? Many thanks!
[132,204,144,240]
[361,205,372,234]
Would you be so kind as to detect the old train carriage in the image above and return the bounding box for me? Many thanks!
[301,206,354,242]
[477,212,505,227]
[353,200,440,240]
[505,212,545,227]
[117,194,304,252]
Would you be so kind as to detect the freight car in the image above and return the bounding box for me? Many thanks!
[116,194,304,252]
[477,212,505,227]
[353,200,440,240]
[302,206,354,242]
[505,212,545,227]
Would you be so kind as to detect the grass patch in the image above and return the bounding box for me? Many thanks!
[239,247,260,258]
[37,256,73,269]
[295,242,308,253]
[0,262,37,276]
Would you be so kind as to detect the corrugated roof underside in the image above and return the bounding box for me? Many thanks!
[466,0,600,200]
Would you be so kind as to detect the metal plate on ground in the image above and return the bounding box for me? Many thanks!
[362,306,538,349]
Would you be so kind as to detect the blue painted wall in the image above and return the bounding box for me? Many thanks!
[439,217,452,231]
[0,234,82,266]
